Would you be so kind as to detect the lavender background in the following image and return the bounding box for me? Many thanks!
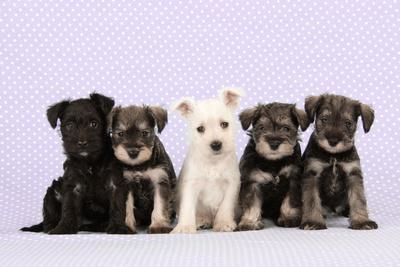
[0,1,399,266]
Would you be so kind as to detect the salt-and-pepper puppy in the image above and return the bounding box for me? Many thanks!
[21,93,115,234]
[106,105,176,234]
[237,103,309,230]
[300,94,377,230]
[171,88,244,234]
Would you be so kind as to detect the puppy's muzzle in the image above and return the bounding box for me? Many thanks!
[77,140,88,148]
[126,147,141,159]
[210,141,222,152]
[267,138,282,151]
[325,133,342,147]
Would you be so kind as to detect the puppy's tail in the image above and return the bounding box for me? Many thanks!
[20,222,43,232]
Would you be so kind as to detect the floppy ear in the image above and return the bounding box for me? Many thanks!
[219,88,244,109]
[90,92,115,116]
[107,107,121,133]
[304,95,321,123]
[172,98,195,118]
[292,107,310,131]
[46,100,70,129]
[148,106,168,133]
[239,107,258,130]
[359,103,374,133]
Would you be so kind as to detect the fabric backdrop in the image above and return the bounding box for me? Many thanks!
[1,0,399,266]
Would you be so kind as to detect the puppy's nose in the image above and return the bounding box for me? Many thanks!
[327,137,340,147]
[268,139,282,150]
[78,141,88,148]
[127,147,141,159]
[210,141,222,152]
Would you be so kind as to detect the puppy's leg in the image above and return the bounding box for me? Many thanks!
[42,184,62,232]
[107,186,137,234]
[148,181,173,234]
[48,184,83,235]
[171,180,199,234]
[346,169,378,230]
[277,177,302,228]
[196,203,213,229]
[300,172,326,230]
[213,180,239,232]
[238,182,264,231]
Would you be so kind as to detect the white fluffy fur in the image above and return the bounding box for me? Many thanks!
[171,88,244,233]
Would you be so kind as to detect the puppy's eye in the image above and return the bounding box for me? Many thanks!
[142,130,150,137]
[89,120,98,128]
[117,131,124,137]
[258,125,265,131]
[197,126,205,133]
[221,122,229,129]
[345,121,352,128]
[321,117,328,124]
[65,122,74,131]
[281,126,290,132]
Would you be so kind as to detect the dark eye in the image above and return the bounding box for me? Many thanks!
[117,131,124,137]
[221,122,229,129]
[258,125,265,131]
[197,126,205,133]
[89,120,98,128]
[281,126,290,132]
[65,122,74,131]
[321,117,328,123]
[345,121,352,128]
[142,130,150,137]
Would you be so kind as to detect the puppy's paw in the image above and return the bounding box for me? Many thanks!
[300,221,327,230]
[106,224,137,234]
[171,224,197,234]
[238,220,264,231]
[48,225,78,235]
[276,216,301,228]
[213,220,237,232]
[148,225,173,234]
[350,220,378,230]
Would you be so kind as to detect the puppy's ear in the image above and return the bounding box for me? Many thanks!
[172,98,195,118]
[47,100,70,129]
[148,106,168,133]
[304,95,321,123]
[292,107,310,131]
[107,107,121,133]
[359,103,374,133]
[90,92,115,116]
[219,88,244,109]
[239,107,257,130]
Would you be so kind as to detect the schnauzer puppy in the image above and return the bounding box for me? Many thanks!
[106,105,176,234]
[300,94,377,230]
[21,93,115,234]
[238,103,309,230]
[171,88,243,234]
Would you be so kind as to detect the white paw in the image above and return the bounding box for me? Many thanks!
[171,224,197,234]
[213,220,237,232]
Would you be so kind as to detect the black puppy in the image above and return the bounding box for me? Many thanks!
[106,105,176,234]
[238,103,309,230]
[21,93,115,234]
[300,94,377,230]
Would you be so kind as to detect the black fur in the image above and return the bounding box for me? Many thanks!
[21,93,115,234]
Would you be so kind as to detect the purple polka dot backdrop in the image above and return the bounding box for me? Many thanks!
[0,1,400,266]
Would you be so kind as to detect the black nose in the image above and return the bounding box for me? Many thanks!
[210,141,222,152]
[78,141,88,147]
[268,139,282,150]
[327,137,340,147]
[127,148,140,159]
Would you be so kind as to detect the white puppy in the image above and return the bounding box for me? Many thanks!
[171,88,244,233]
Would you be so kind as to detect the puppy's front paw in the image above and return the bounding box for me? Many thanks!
[350,220,378,230]
[213,220,237,232]
[238,220,264,231]
[300,221,327,230]
[148,225,173,234]
[48,225,78,235]
[171,224,197,234]
[277,216,301,228]
[106,224,136,234]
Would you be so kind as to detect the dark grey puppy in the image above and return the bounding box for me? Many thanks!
[238,103,309,230]
[21,93,115,234]
[300,94,377,230]
[106,105,176,234]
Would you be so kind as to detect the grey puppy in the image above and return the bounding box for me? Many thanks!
[238,103,309,230]
[106,105,176,234]
[300,94,378,230]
